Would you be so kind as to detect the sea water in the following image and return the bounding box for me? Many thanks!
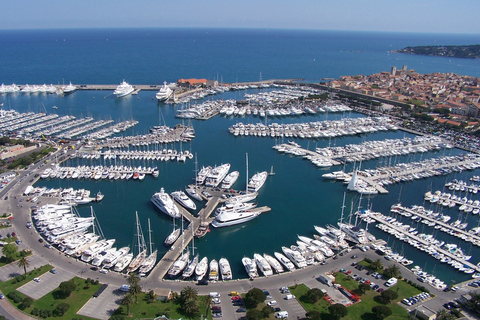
[2,28,480,283]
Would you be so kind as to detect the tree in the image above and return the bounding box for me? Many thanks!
[2,243,18,262]
[59,279,76,298]
[372,305,392,320]
[17,256,30,275]
[371,258,383,271]
[261,305,274,318]
[182,297,199,317]
[120,293,134,316]
[306,310,322,320]
[126,273,140,286]
[128,282,142,303]
[383,264,401,279]
[436,309,455,320]
[244,288,266,309]
[54,302,70,317]
[357,283,371,295]
[328,303,348,319]
[304,288,324,303]
[377,289,398,304]
[246,309,262,320]
[180,286,198,302]
[465,290,480,313]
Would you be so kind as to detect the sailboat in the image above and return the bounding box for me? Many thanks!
[164,217,181,246]
[185,153,203,201]
[225,153,258,203]
[269,165,275,176]
[138,219,157,275]
[182,228,198,279]
[126,212,147,273]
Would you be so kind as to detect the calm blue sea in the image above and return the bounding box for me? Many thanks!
[2,28,480,283]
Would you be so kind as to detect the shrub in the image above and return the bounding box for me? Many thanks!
[7,291,24,303]
[54,302,70,316]
[372,305,392,320]
[18,297,33,310]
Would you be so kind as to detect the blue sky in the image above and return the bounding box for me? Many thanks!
[0,0,478,34]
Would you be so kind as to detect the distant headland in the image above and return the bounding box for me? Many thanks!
[393,44,480,59]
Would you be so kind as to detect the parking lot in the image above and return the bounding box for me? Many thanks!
[0,254,45,282]
[77,285,124,320]
[17,268,73,299]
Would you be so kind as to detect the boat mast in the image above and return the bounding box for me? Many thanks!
[147,218,153,255]
[246,153,249,194]
[339,192,346,224]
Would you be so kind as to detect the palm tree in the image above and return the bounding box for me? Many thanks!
[129,283,142,303]
[121,293,134,316]
[17,256,30,275]
[371,258,383,271]
[384,264,401,279]
[127,273,140,286]
[182,297,199,316]
[180,286,198,302]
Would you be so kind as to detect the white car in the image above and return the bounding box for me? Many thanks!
[33,278,41,282]
[99,269,109,274]
[267,300,277,306]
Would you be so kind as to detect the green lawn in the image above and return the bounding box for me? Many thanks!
[290,284,331,315]
[335,273,420,320]
[0,264,52,294]
[291,273,420,320]
[28,277,101,320]
[111,292,209,320]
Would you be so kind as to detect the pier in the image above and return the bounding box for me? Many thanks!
[147,188,271,280]
[363,209,480,273]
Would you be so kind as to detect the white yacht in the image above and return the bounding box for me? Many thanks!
[195,256,208,281]
[185,185,202,201]
[114,80,135,97]
[263,253,284,273]
[247,171,268,192]
[274,251,296,271]
[151,188,181,218]
[219,258,232,280]
[282,246,307,268]
[139,219,157,275]
[113,253,134,272]
[337,222,369,244]
[214,201,257,216]
[209,259,219,281]
[254,253,273,276]
[205,163,230,187]
[171,191,196,211]
[168,251,190,277]
[196,166,212,185]
[91,247,117,267]
[156,81,173,101]
[221,171,239,189]
[211,210,259,228]
[242,257,258,279]
[80,239,116,262]
[62,82,77,94]
[182,254,199,279]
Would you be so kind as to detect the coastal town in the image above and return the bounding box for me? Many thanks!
[1,67,480,320]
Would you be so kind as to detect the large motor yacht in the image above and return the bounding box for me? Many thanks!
[156,81,173,101]
[151,188,181,218]
[114,80,135,97]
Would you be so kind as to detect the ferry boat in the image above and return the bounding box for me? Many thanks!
[254,253,273,276]
[171,191,196,211]
[114,80,135,97]
[221,171,239,189]
[263,253,284,273]
[156,81,173,101]
[151,188,181,218]
[205,163,231,187]
[247,171,268,192]
[242,257,258,279]
[219,257,232,280]
[209,259,219,281]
